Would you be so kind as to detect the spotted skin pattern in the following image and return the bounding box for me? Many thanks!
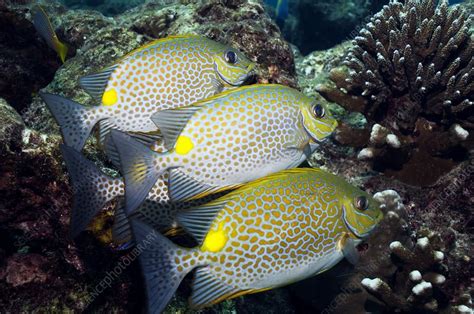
[135,168,383,311]
[42,35,255,151]
[93,35,254,132]
[146,84,338,198]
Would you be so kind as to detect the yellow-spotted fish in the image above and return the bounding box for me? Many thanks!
[32,5,69,63]
[60,145,219,240]
[131,168,383,312]
[111,84,338,213]
[41,35,255,150]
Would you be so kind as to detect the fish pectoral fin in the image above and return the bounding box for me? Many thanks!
[176,197,228,244]
[151,106,201,150]
[189,266,239,309]
[169,168,216,203]
[79,64,118,102]
[339,234,360,265]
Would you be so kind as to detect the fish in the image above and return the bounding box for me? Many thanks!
[32,5,69,63]
[131,168,384,312]
[60,144,221,241]
[41,35,256,151]
[264,0,289,22]
[111,84,338,213]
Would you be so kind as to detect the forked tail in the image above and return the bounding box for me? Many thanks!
[61,145,123,237]
[109,130,168,214]
[41,93,105,151]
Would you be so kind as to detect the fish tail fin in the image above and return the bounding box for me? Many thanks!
[32,5,68,63]
[132,219,200,314]
[60,144,123,237]
[56,40,68,63]
[110,130,167,214]
[40,93,104,150]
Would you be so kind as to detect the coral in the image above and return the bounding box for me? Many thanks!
[361,233,470,312]
[317,0,473,185]
[0,0,298,312]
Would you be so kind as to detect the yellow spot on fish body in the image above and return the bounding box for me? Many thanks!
[175,135,194,155]
[201,222,228,252]
[102,88,118,106]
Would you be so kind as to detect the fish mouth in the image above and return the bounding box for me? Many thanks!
[215,63,256,86]
[342,205,376,240]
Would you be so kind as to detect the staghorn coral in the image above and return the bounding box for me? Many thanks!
[317,0,473,185]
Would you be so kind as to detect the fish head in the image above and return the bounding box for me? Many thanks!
[212,47,256,86]
[339,185,383,239]
[300,98,338,142]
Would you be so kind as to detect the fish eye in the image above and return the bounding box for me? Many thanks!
[224,50,238,64]
[355,196,369,211]
[312,104,325,118]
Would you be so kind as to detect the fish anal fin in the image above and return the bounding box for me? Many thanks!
[169,169,216,202]
[189,267,239,309]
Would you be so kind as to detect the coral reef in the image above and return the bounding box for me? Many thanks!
[317,0,473,186]
[0,2,61,113]
[0,0,472,312]
[0,0,298,312]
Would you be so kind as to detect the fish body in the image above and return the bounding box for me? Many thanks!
[133,168,383,312]
[112,84,338,212]
[32,5,69,63]
[41,35,255,150]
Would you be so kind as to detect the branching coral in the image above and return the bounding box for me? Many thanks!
[317,0,473,185]
[319,0,473,131]
[361,233,471,312]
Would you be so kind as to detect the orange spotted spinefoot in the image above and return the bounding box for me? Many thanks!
[131,168,384,312]
[41,35,255,151]
[111,84,339,213]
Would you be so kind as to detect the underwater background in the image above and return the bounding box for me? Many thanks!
[0,0,472,313]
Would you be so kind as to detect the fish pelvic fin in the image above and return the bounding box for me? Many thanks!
[60,145,123,238]
[40,93,106,151]
[131,219,202,314]
[32,5,68,63]
[110,130,167,214]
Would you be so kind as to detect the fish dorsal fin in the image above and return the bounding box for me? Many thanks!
[118,34,201,61]
[190,267,239,309]
[151,107,202,150]
[176,198,227,244]
[169,169,216,203]
[79,64,118,102]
